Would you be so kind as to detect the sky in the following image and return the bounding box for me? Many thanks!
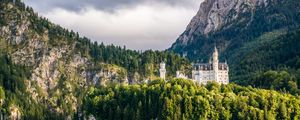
[23,0,203,50]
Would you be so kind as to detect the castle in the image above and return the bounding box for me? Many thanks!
[159,46,229,85]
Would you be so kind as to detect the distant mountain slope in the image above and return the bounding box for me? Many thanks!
[230,29,300,85]
[170,0,300,83]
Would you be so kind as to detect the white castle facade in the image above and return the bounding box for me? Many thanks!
[192,47,229,84]
[159,46,229,85]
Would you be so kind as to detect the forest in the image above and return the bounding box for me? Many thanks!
[84,79,300,120]
[230,29,300,95]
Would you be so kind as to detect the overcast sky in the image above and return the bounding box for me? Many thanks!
[23,0,203,50]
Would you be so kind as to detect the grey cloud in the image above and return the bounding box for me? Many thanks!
[22,0,203,50]
[23,0,200,12]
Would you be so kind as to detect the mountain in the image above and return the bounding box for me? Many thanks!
[0,0,190,119]
[170,0,300,84]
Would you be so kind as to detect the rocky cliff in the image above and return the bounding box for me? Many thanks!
[178,0,268,45]
[171,0,299,55]
[0,1,128,117]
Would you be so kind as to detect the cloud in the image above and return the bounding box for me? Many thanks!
[23,0,201,12]
[23,0,203,50]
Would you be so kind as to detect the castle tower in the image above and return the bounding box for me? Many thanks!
[159,62,166,80]
[176,71,180,78]
[213,46,219,81]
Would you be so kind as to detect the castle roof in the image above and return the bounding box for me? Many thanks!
[193,63,228,71]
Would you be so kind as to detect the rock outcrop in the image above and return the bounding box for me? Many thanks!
[0,2,128,115]
[177,0,269,45]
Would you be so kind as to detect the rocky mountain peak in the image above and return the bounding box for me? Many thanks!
[178,0,268,45]
[170,0,300,83]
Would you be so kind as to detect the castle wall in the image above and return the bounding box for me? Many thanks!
[217,70,229,84]
[192,69,229,85]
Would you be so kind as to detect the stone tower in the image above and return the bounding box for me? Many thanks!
[213,46,219,81]
[159,62,166,80]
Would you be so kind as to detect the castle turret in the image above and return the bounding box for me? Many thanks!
[159,62,166,80]
[176,71,180,78]
[213,46,219,81]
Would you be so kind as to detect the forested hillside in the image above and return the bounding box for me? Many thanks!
[0,0,190,119]
[84,79,300,120]
[230,29,300,91]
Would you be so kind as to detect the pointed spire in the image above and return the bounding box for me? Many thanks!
[214,45,218,53]
[213,45,218,61]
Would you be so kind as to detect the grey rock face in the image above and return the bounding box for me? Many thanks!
[178,0,268,45]
[0,3,128,113]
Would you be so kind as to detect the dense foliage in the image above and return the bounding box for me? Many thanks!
[251,70,300,95]
[86,41,191,81]
[230,29,300,93]
[84,79,300,120]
